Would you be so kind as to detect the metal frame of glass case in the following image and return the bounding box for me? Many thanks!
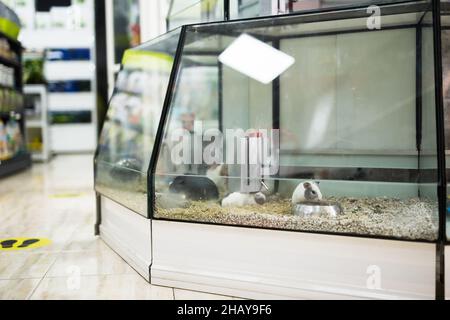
[95,0,450,299]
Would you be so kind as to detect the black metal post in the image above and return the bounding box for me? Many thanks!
[416,25,423,198]
[94,0,109,137]
[431,0,447,301]
[95,193,102,236]
[93,0,109,235]
[224,0,231,21]
[218,62,224,132]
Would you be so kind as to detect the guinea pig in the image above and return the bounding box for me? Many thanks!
[292,181,323,204]
[169,176,219,201]
[222,192,266,208]
[110,158,143,182]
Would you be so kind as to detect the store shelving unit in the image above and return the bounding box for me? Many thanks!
[44,46,97,153]
[24,84,50,162]
[0,29,31,178]
[18,0,97,154]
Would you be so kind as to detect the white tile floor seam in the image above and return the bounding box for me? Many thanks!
[27,251,60,300]
[30,274,176,300]
[0,155,235,300]
[173,288,246,300]
[0,279,42,300]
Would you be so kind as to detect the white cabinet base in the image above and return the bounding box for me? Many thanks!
[151,221,436,300]
[99,196,151,280]
[97,199,438,300]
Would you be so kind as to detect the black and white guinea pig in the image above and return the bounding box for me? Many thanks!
[110,158,142,182]
[292,181,323,204]
[169,176,219,201]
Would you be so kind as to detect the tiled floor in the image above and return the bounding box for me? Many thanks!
[0,155,236,300]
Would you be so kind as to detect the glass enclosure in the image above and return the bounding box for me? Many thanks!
[95,0,448,242]
[167,0,225,30]
[166,0,404,29]
[155,0,441,241]
[95,29,181,216]
[167,0,423,23]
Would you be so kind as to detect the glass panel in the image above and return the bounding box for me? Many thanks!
[168,0,224,30]
[442,0,450,240]
[229,0,419,19]
[420,10,439,241]
[95,29,181,217]
[229,0,274,19]
[154,1,440,240]
[286,0,415,12]
[171,0,205,13]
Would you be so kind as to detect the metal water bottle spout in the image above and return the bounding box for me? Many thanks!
[240,133,264,194]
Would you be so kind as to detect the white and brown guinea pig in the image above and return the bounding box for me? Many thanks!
[222,192,266,208]
[292,181,323,204]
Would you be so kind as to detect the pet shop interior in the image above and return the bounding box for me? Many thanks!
[1,0,450,301]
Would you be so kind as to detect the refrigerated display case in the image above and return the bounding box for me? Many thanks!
[95,0,450,299]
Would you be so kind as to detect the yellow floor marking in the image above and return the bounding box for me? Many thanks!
[50,193,85,199]
[0,238,52,251]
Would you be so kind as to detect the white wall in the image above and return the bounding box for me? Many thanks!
[139,0,170,42]
[280,29,417,155]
